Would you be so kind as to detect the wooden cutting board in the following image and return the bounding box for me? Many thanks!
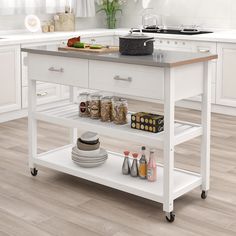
[58,46,119,53]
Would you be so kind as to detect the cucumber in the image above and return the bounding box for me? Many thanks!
[90,44,103,49]
[73,42,85,48]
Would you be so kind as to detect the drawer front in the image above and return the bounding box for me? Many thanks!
[28,54,89,87]
[22,40,67,87]
[89,60,164,100]
[22,83,61,108]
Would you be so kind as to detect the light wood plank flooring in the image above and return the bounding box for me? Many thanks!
[0,100,235,236]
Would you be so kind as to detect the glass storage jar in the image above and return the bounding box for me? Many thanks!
[112,98,128,125]
[78,92,90,117]
[90,94,102,119]
[101,96,113,122]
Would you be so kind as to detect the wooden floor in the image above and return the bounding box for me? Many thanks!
[0,100,236,236]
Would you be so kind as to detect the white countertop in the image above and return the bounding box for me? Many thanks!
[1,28,236,46]
[0,29,119,46]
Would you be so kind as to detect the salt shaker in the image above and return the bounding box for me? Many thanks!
[130,153,139,177]
[122,151,131,175]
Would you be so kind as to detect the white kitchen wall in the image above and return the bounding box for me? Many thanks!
[1,0,236,31]
[119,0,236,29]
[0,14,103,31]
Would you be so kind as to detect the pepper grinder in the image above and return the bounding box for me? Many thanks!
[122,151,131,175]
[131,153,139,177]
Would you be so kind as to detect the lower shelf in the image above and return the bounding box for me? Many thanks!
[34,145,202,203]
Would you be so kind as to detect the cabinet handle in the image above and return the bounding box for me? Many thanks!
[198,49,210,53]
[37,92,48,97]
[48,67,64,73]
[114,75,132,82]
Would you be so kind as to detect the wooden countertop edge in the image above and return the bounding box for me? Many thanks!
[169,54,218,68]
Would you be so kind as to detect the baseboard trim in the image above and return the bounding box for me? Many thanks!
[177,100,236,116]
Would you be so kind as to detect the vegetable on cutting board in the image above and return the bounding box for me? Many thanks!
[73,42,86,48]
[89,45,103,49]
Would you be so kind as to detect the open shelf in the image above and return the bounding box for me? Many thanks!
[35,103,202,148]
[35,145,202,202]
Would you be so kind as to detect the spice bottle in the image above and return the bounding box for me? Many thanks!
[122,151,131,175]
[130,153,139,177]
[101,96,112,122]
[138,146,147,179]
[113,98,128,125]
[78,92,89,117]
[147,150,157,182]
[90,94,101,119]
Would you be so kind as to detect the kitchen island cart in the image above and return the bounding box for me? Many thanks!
[23,45,217,222]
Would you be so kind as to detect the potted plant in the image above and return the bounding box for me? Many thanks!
[96,0,126,29]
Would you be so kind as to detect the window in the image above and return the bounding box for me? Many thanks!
[0,0,68,15]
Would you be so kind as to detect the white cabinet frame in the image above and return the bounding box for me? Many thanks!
[216,43,236,107]
[0,45,21,113]
[27,51,213,221]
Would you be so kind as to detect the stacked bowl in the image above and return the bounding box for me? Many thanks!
[72,131,108,168]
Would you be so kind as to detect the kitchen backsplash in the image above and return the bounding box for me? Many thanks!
[0,14,103,31]
[1,0,236,31]
[119,0,236,29]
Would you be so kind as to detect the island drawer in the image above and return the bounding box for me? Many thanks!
[28,54,89,88]
[89,60,164,100]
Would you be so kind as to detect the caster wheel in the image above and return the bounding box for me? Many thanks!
[201,190,208,199]
[165,212,175,223]
[30,168,38,177]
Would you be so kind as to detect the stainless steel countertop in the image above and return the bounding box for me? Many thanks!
[22,44,218,68]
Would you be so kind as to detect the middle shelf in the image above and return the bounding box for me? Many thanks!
[35,103,202,149]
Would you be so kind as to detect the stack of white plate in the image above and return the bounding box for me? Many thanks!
[72,147,108,168]
[71,131,108,168]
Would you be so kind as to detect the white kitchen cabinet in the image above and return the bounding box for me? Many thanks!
[216,43,236,107]
[22,83,61,108]
[0,45,21,113]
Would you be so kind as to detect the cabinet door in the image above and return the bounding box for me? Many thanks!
[0,46,21,113]
[22,83,61,108]
[216,43,236,107]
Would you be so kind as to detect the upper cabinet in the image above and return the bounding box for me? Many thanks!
[0,45,21,113]
[216,43,236,107]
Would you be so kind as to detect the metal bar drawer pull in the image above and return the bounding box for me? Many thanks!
[114,75,132,82]
[37,92,48,97]
[48,67,64,73]
[198,49,210,53]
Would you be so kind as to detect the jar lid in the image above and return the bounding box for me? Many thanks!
[79,92,89,96]
[114,98,127,105]
[90,93,102,99]
[102,96,112,100]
